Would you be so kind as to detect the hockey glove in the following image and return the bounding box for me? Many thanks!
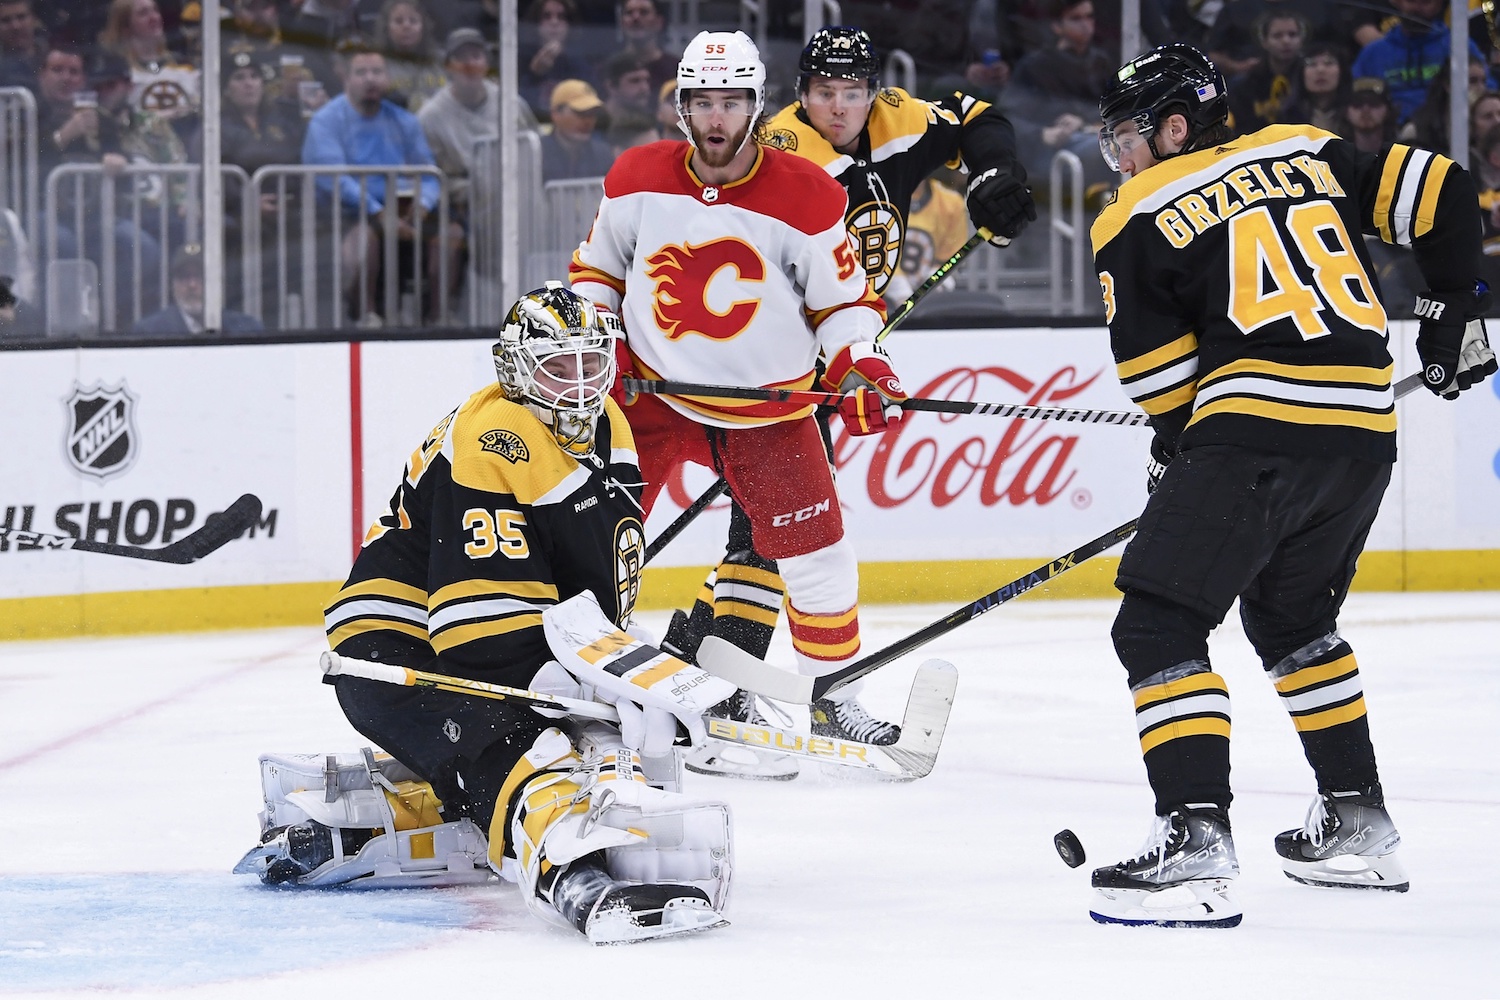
[966,165,1037,243]
[825,342,908,436]
[1415,285,1497,399]
[1145,435,1173,496]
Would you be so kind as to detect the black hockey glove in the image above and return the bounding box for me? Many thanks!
[1415,284,1497,399]
[1145,435,1173,496]
[966,165,1036,244]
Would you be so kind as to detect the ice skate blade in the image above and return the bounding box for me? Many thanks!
[586,898,730,945]
[684,742,799,782]
[1281,853,1409,892]
[1089,879,1243,928]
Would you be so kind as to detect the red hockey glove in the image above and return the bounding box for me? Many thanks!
[825,342,908,436]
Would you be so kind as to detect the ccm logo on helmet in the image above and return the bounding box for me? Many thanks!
[772,499,830,527]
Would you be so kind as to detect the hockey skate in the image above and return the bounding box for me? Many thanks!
[811,695,901,746]
[546,855,728,945]
[684,688,800,781]
[1275,785,1408,891]
[1090,807,1242,928]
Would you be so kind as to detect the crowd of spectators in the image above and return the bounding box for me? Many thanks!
[6,0,1500,338]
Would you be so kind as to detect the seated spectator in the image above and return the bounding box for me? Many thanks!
[652,79,677,139]
[1346,76,1398,153]
[282,0,361,100]
[541,78,613,181]
[129,243,264,335]
[1401,59,1494,151]
[519,0,593,122]
[301,42,447,324]
[373,0,446,111]
[0,0,46,94]
[1227,10,1306,135]
[1207,0,1369,78]
[616,0,674,93]
[1472,125,1500,291]
[600,49,655,153]
[899,175,968,294]
[1278,42,1352,136]
[38,43,162,328]
[1352,0,1488,124]
[98,0,200,138]
[221,0,312,111]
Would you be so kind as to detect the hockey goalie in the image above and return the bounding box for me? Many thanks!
[233,284,734,945]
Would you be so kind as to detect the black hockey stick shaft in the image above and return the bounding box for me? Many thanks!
[0,493,263,563]
[645,478,728,564]
[813,518,1139,699]
[623,378,1150,426]
[633,236,986,563]
[813,371,1430,699]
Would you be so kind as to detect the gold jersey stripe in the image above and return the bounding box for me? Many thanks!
[1135,380,1198,415]
[1374,144,1410,245]
[1273,653,1358,694]
[1291,697,1368,732]
[1201,358,1393,389]
[1413,154,1451,240]
[1133,670,1229,710]
[329,577,428,608]
[570,251,626,293]
[1189,396,1396,432]
[429,577,560,609]
[1116,332,1200,380]
[713,598,781,628]
[1139,716,1232,754]
[326,617,429,648]
[718,563,787,591]
[429,612,542,653]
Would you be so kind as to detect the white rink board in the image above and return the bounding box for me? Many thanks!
[2,323,1496,601]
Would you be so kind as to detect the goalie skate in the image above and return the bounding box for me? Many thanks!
[1089,807,1243,928]
[548,857,729,945]
[685,689,799,781]
[1275,786,1408,891]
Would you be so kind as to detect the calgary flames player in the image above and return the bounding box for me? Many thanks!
[570,30,904,777]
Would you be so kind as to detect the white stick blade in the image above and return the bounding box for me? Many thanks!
[696,636,815,704]
[887,659,959,778]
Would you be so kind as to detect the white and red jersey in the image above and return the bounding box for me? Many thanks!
[569,140,885,427]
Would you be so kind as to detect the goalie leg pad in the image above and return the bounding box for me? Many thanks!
[232,749,489,887]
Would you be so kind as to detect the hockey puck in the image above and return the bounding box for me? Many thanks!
[1054,829,1085,868]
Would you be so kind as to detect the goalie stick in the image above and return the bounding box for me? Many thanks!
[699,371,1429,703]
[0,493,263,564]
[636,230,992,563]
[320,651,958,780]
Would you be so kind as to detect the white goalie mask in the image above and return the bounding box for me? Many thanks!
[675,30,765,155]
[493,282,619,457]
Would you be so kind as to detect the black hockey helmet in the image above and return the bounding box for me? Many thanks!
[1099,44,1228,168]
[797,26,880,94]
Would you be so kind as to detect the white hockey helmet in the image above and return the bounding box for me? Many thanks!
[493,281,619,456]
[675,30,765,144]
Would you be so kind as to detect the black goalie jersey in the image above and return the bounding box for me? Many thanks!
[324,387,645,685]
[1092,123,1480,462]
[763,87,1020,296]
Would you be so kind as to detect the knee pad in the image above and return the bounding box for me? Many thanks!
[1112,590,1214,687]
[495,728,733,930]
[233,748,489,888]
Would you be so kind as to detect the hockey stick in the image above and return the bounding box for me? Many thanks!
[700,371,1431,703]
[644,478,728,564]
[0,493,263,564]
[320,650,958,780]
[636,232,990,563]
[624,378,1151,426]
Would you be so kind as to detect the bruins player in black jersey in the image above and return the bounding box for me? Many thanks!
[308,284,730,942]
[1086,45,1496,928]
[662,26,1036,780]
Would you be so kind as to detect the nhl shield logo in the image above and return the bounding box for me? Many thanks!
[64,381,139,480]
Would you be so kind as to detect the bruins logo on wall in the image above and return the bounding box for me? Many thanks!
[614,519,645,620]
[847,200,904,295]
[479,428,529,463]
[761,128,798,151]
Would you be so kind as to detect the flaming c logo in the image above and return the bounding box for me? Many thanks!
[645,238,765,340]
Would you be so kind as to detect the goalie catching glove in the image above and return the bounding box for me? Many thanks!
[1414,284,1497,399]
[966,164,1036,244]
[824,342,908,436]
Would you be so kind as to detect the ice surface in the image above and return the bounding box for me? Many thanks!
[1,593,1496,997]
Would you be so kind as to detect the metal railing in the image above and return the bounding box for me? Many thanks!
[1048,150,1088,316]
[245,164,452,329]
[0,86,38,243]
[43,162,250,331]
[885,50,916,95]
